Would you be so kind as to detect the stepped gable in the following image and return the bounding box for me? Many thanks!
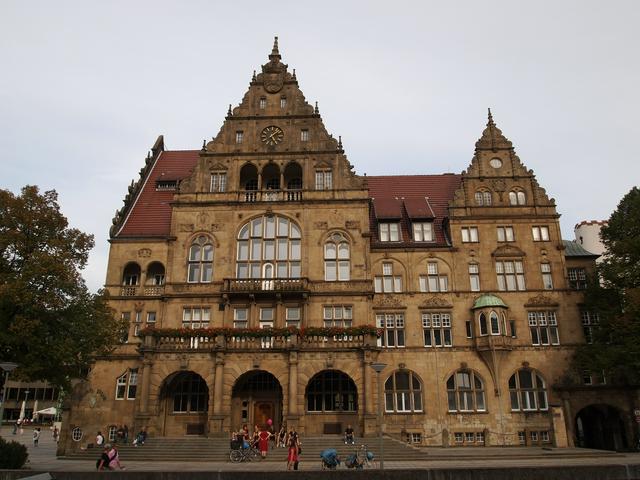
[115,149,199,237]
[368,174,462,247]
[451,109,555,209]
[178,36,364,193]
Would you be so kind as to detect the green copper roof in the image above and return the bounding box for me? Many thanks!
[563,240,599,258]
[472,294,508,309]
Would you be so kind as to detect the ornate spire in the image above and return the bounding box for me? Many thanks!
[475,108,513,152]
[227,104,232,116]
[315,101,319,114]
[292,68,297,80]
[338,136,343,151]
[269,36,281,61]
[252,70,256,82]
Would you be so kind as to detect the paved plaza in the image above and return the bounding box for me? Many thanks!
[3,426,640,473]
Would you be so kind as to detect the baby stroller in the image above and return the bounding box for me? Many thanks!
[320,448,340,470]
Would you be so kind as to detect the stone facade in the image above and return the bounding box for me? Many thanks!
[61,39,601,453]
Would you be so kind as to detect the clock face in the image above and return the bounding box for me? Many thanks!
[261,126,284,146]
[489,158,503,169]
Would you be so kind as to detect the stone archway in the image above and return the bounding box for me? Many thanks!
[231,370,283,432]
[575,404,628,451]
[158,371,209,437]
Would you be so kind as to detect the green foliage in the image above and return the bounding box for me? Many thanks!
[0,186,126,388]
[0,436,29,469]
[573,187,640,384]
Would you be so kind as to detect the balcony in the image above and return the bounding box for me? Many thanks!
[474,335,513,352]
[117,285,165,297]
[223,278,309,297]
[239,189,302,203]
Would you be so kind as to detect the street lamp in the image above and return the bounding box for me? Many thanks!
[370,362,387,470]
[0,362,18,428]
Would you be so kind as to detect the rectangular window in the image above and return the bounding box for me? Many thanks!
[454,433,464,444]
[568,267,587,290]
[259,98,266,109]
[497,226,515,242]
[120,312,131,343]
[518,431,526,445]
[376,313,405,348]
[496,260,526,291]
[379,223,400,242]
[315,170,332,190]
[375,263,402,293]
[530,431,539,442]
[301,129,309,142]
[235,131,244,144]
[146,311,156,326]
[409,433,422,444]
[541,263,553,289]
[210,172,227,192]
[413,222,434,242]
[581,311,599,344]
[422,313,453,347]
[419,263,448,292]
[286,307,301,328]
[465,432,475,443]
[509,319,516,338]
[468,263,480,291]
[532,226,550,241]
[541,431,550,443]
[116,374,127,400]
[528,311,559,345]
[127,369,138,399]
[182,307,211,329]
[465,320,472,338]
[280,97,287,109]
[323,306,353,327]
[461,227,479,243]
[233,308,248,329]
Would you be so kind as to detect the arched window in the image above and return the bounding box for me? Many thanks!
[509,190,526,206]
[479,313,488,336]
[306,370,357,412]
[236,215,301,279]
[384,370,422,412]
[115,368,138,400]
[172,373,208,413]
[446,370,486,412]
[474,190,492,206]
[146,262,165,285]
[324,232,350,281]
[187,236,213,283]
[122,262,141,285]
[490,311,500,335]
[508,369,548,411]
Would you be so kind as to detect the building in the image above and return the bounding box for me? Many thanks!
[62,38,601,451]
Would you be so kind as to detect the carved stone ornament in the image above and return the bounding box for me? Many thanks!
[196,212,209,226]
[491,179,506,192]
[314,221,328,230]
[345,220,360,230]
[137,248,151,258]
[524,294,559,308]
[418,296,453,310]
[134,302,144,312]
[210,223,223,232]
[492,244,526,257]
[373,296,404,309]
[180,224,195,232]
[207,160,227,171]
[261,37,287,93]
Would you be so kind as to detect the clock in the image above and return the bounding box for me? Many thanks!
[489,158,503,169]
[261,126,284,146]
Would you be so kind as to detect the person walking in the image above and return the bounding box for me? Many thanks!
[33,427,41,447]
[286,427,300,470]
[52,426,59,443]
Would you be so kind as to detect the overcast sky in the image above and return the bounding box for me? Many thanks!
[2,1,639,292]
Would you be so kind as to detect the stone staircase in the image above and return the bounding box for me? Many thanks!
[60,435,425,463]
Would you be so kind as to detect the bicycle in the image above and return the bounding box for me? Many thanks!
[229,440,261,462]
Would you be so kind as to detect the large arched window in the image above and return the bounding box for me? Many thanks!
[384,370,422,412]
[187,236,213,283]
[446,370,486,412]
[306,370,357,412]
[508,369,548,411]
[236,215,301,279]
[172,373,208,413]
[324,232,350,281]
[122,262,141,285]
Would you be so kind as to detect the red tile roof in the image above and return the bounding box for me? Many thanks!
[403,197,435,219]
[117,150,199,237]
[367,174,462,247]
[372,198,403,219]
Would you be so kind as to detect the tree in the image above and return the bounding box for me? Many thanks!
[0,186,125,388]
[574,187,640,384]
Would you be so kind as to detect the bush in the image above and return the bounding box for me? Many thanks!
[0,436,29,468]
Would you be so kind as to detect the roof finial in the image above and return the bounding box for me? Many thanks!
[202,139,206,151]
[292,68,297,80]
[487,107,494,126]
[338,135,343,150]
[269,36,281,60]
[252,70,256,82]
[315,101,319,114]
[227,104,232,116]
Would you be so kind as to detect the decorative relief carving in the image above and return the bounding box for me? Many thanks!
[314,221,328,230]
[207,160,227,171]
[196,212,209,226]
[137,248,151,258]
[492,244,526,257]
[345,220,360,230]
[180,224,195,232]
[418,296,453,309]
[524,294,559,307]
[373,296,404,309]
[134,302,144,312]
[491,179,506,192]
[210,223,223,232]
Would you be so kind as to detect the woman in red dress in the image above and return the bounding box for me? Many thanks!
[286,428,299,470]
[258,427,271,458]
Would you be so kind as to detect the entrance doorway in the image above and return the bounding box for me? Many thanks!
[575,404,628,451]
[232,370,283,431]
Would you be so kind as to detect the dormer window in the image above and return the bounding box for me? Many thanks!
[379,223,400,242]
[412,222,433,242]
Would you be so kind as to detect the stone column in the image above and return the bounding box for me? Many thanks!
[288,351,298,416]
[561,393,575,447]
[362,350,377,436]
[139,358,153,414]
[209,352,226,434]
